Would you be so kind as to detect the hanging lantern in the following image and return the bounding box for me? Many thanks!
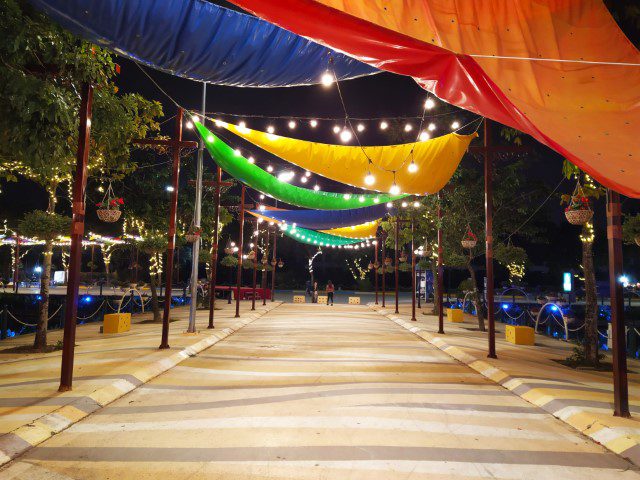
[399,251,408,263]
[564,183,593,225]
[384,257,392,266]
[96,182,123,223]
[224,241,234,255]
[247,250,256,260]
[277,259,284,268]
[185,225,202,243]
[461,227,477,249]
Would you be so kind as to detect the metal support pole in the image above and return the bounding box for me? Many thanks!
[395,217,399,314]
[59,83,93,391]
[437,191,445,334]
[381,234,386,308]
[411,219,416,321]
[270,228,277,302]
[262,226,269,306]
[235,186,246,318]
[484,120,497,358]
[251,219,258,311]
[13,236,20,293]
[187,83,206,333]
[374,238,379,305]
[208,167,222,329]
[607,189,629,417]
[159,108,184,350]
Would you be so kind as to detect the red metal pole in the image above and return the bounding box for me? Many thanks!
[437,192,445,334]
[235,185,246,318]
[262,225,269,306]
[484,120,497,358]
[270,227,277,302]
[13,236,20,293]
[251,218,258,311]
[59,83,93,391]
[381,233,386,308]
[374,237,379,305]
[607,189,630,417]
[208,167,222,329]
[411,219,416,321]
[159,108,184,349]
[395,217,399,314]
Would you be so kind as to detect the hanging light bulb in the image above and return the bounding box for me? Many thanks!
[259,194,265,200]
[404,123,413,132]
[451,121,460,130]
[267,125,275,134]
[247,156,255,164]
[288,120,296,129]
[258,205,265,211]
[401,201,408,208]
[343,193,351,200]
[364,172,375,186]
[408,161,418,173]
[266,165,274,173]
[358,196,365,203]
[233,149,241,156]
[192,115,200,123]
[386,202,393,208]
[300,176,308,184]
[277,170,295,182]
[419,131,430,142]
[428,123,436,131]
[206,135,215,143]
[357,123,365,132]
[314,184,320,191]
[340,128,352,143]
[373,197,380,203]
[424,97,436,110]
[321,70,333,87]
[413,201,420,208]
[389,183,401,195]
[238,120,247,131]
[305,171,311,177]
[309,119,318,128]
[185,121,194,129]
[380,121,388,130]
[333,125,341,134]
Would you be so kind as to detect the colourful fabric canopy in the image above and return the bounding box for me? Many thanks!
[250,204,391,230]
[195,121,406,209]
[223,122,476,195]
[31,0,377,87]
[319,221,378,239]
[247,211,364,246]
[229,0,640,197]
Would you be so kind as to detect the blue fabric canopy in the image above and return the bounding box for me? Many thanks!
[30,0,378,87]
[251,204,392,230]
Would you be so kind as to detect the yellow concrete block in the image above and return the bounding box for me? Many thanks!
[293,295,306,303]
[348,296,360,305]
[505,325,535,345]
[317,295,328,305]
[103,313,131,334]
[447,308,463,323]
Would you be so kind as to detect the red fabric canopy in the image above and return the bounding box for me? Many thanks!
[229,0,640,197]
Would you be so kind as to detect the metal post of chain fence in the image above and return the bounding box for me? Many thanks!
[1,306,7,340]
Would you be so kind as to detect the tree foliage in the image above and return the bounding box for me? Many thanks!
[18,210,70,240]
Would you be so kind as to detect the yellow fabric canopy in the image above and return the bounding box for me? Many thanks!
[223,123,477,195]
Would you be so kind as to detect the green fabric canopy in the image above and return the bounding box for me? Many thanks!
[195,121,406,209]
[279,223,365,247]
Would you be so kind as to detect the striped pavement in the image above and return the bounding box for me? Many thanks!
[2,303,638,479]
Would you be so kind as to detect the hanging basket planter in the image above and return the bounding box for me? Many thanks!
[399,252,408,263]
[384,257,392,267]
[461,226,477,249]
[270,259,277,267]
[96,183,124,223]
[564,183,593,226]
[634,235,640,247]
[277,259,284,268]
[247,250,256,260]
[96,208,122,223]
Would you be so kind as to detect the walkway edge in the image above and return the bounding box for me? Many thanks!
[0,302,281,466]
[368,303,640,467]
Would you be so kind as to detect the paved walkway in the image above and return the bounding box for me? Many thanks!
[2,303,638,479]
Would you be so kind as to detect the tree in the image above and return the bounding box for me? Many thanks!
[561,164,605,367]
[623,214,640,246]
[17,210,70,350]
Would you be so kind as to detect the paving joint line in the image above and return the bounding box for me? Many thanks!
[0,302,282,467]
[367,303,640,467]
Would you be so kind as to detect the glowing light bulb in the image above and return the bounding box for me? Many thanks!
[206,135,214,143]
[300,176,308,184]
[343,193,351,200]
[373,197,380,203]
[333,125,341,134]
[314,184,320,191]
[390,183,400,195]
[358,196,365,203]
[234,149,241,156]
[413,201,420,208]
[340,129,352,143]
[357,123,365,132]
[247,156,255,164]
[424,98,435,110]
[277,171,294,182]
[192,115,200,123]
[451,121,460,130]
[165,185,175,192]
[419,131,430,142]
[428,123,436,131]
[238,121,247,130]
[267,125,275,134]
[364,172,375,186]
[321,71,333,87]
[305,171,311,177]
[408,161,418,173]
[386,202,393,208]
[401,201,408,208]
[185,121,194,129]
[380,121,388,130]
[309,119,318,128]
[404,123,413,132]
[259,194,265,200]
[266,165,274,173]
[288,120,296,129]
[259,205,266,211]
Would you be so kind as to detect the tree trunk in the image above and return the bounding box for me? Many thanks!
[149,270,161,323]
[467,259,485,332]
[431,261,439,315]
[33,239,53,351]
[582,237,599,366]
